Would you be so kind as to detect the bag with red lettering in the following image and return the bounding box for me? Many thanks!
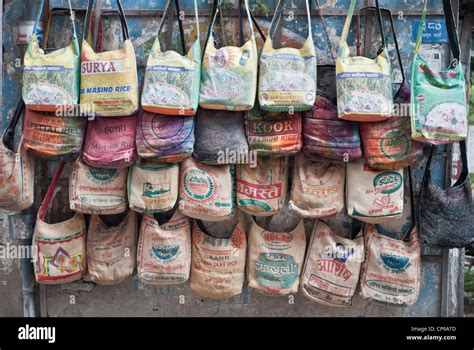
[82,115,137,169]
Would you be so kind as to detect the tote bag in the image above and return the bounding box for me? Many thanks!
[23,0,80,112]
[87,211,136,285]
[33,163,86,284]
[411,0,467,144]
[69,158,128,215]
[142,0,201,116]
[236,156,288,216]
[128,160,179,213]
[190,212,247,298]
[289,153,345,218]
[336,0,392,121]
[199,0,258,111]
[137,208,191,285]
[0,99,34,213]
[258,0,316,112]
[80,0,138,117]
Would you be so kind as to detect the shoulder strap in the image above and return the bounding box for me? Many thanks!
[402,166,416,242]
[2,98,25,151]
[38,162,66,220]
[269,0,311,41]
[156,0,186,53]
[84,0,130,44]
[316,0,336,65]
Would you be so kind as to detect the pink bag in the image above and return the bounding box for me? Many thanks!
[82,115,137,169]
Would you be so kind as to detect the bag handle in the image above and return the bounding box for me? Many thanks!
[2,98,25,151]
[269,0,311,41]
[401,165,416,242]
[38,162,66,220]
[83,0,130,43]
[33,0,77,41]
[316,0,336,65]
[239,0,266,45]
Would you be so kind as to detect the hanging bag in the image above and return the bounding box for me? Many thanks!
[336,0,392,121]
[23,0,80,112]
[33,163,87,284]
[411,0,467,144]
[258,0,316,112]
[80,0,138,117]
[142,0,201,116]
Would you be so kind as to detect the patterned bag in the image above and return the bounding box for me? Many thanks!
[142,0,201,116]
[336,0,392,121]
[190,212,247,298]
[346,158,403,223]
[23,0,80,112]
[411,0,467,144]
[87,211,136,285]
[247,209,306,295]
[69,158,128,215]
[179,157,234,221]
[0,100,34,213]
[82,115,137,169]
[128,160,179,213]
[137,208,191,285]
[33,163,86,284]
[289,153,345,218]
[199,0,258,111]
[301,220,363,307]
[80,0,138,117]
[236,156,288,216]
[258,0,316,112]
[136,110,194,163]
[245,106,302,156]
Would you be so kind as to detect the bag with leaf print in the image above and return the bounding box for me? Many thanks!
[142,0,201,116]
[23,0,80,112]
[258,0,316,112]
[33,163,87,284]
[87,211,136,285]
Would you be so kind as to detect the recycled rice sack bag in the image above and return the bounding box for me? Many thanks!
[87,211,137,285]
[289,153,344,218]
[128,161,179,213]
[179,157,234,221]
[236,156,288,216]
[137,209,191,285]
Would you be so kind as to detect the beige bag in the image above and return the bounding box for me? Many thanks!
[137,209,191,285]
[87,211,137,285]
[289,153,345,218]
[33,163,86,284]
[301,220,363,306]
[128,160,179,213]
[247,209,306,295]
[69,159,128,215]
[236,156,288,217]
[179,157,234,221]
[190,212,247,299]
[346,158,403,223]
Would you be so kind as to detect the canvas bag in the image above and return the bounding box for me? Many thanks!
[179,157,234,221]
[199,0,258,111]
[346,158,403,223]
[0,100,35,213]
[336,0,392,121]
[289,153,345,218]
[419,142,473,248]
[69,158,128,215]
[142,0,201,116]
[258,0,316,112]
[247,209,306,295]
[137,208,191,285]
[236,156,288,216]
[87,211,137,285]
[411,0,467,144]
[301,220,363,307]
[80,0,138,117]
[82,115,137,168]
[128,160,179,213]
[33,163,87,284]
[23,0,80,112]
[190,212,247,298]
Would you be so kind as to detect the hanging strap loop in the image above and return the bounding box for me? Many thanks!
[2,98,25,151]
[83,0,130,44]
[38,162,66,220]
[269,0,311,40]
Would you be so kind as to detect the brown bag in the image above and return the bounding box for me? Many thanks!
[33,163,87,284]
[137,209,191,285]
[87,211,137,285]
[289,153,344,218]
[236,156,288,216]
[128,160,179,213]
[190,212,247,298]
